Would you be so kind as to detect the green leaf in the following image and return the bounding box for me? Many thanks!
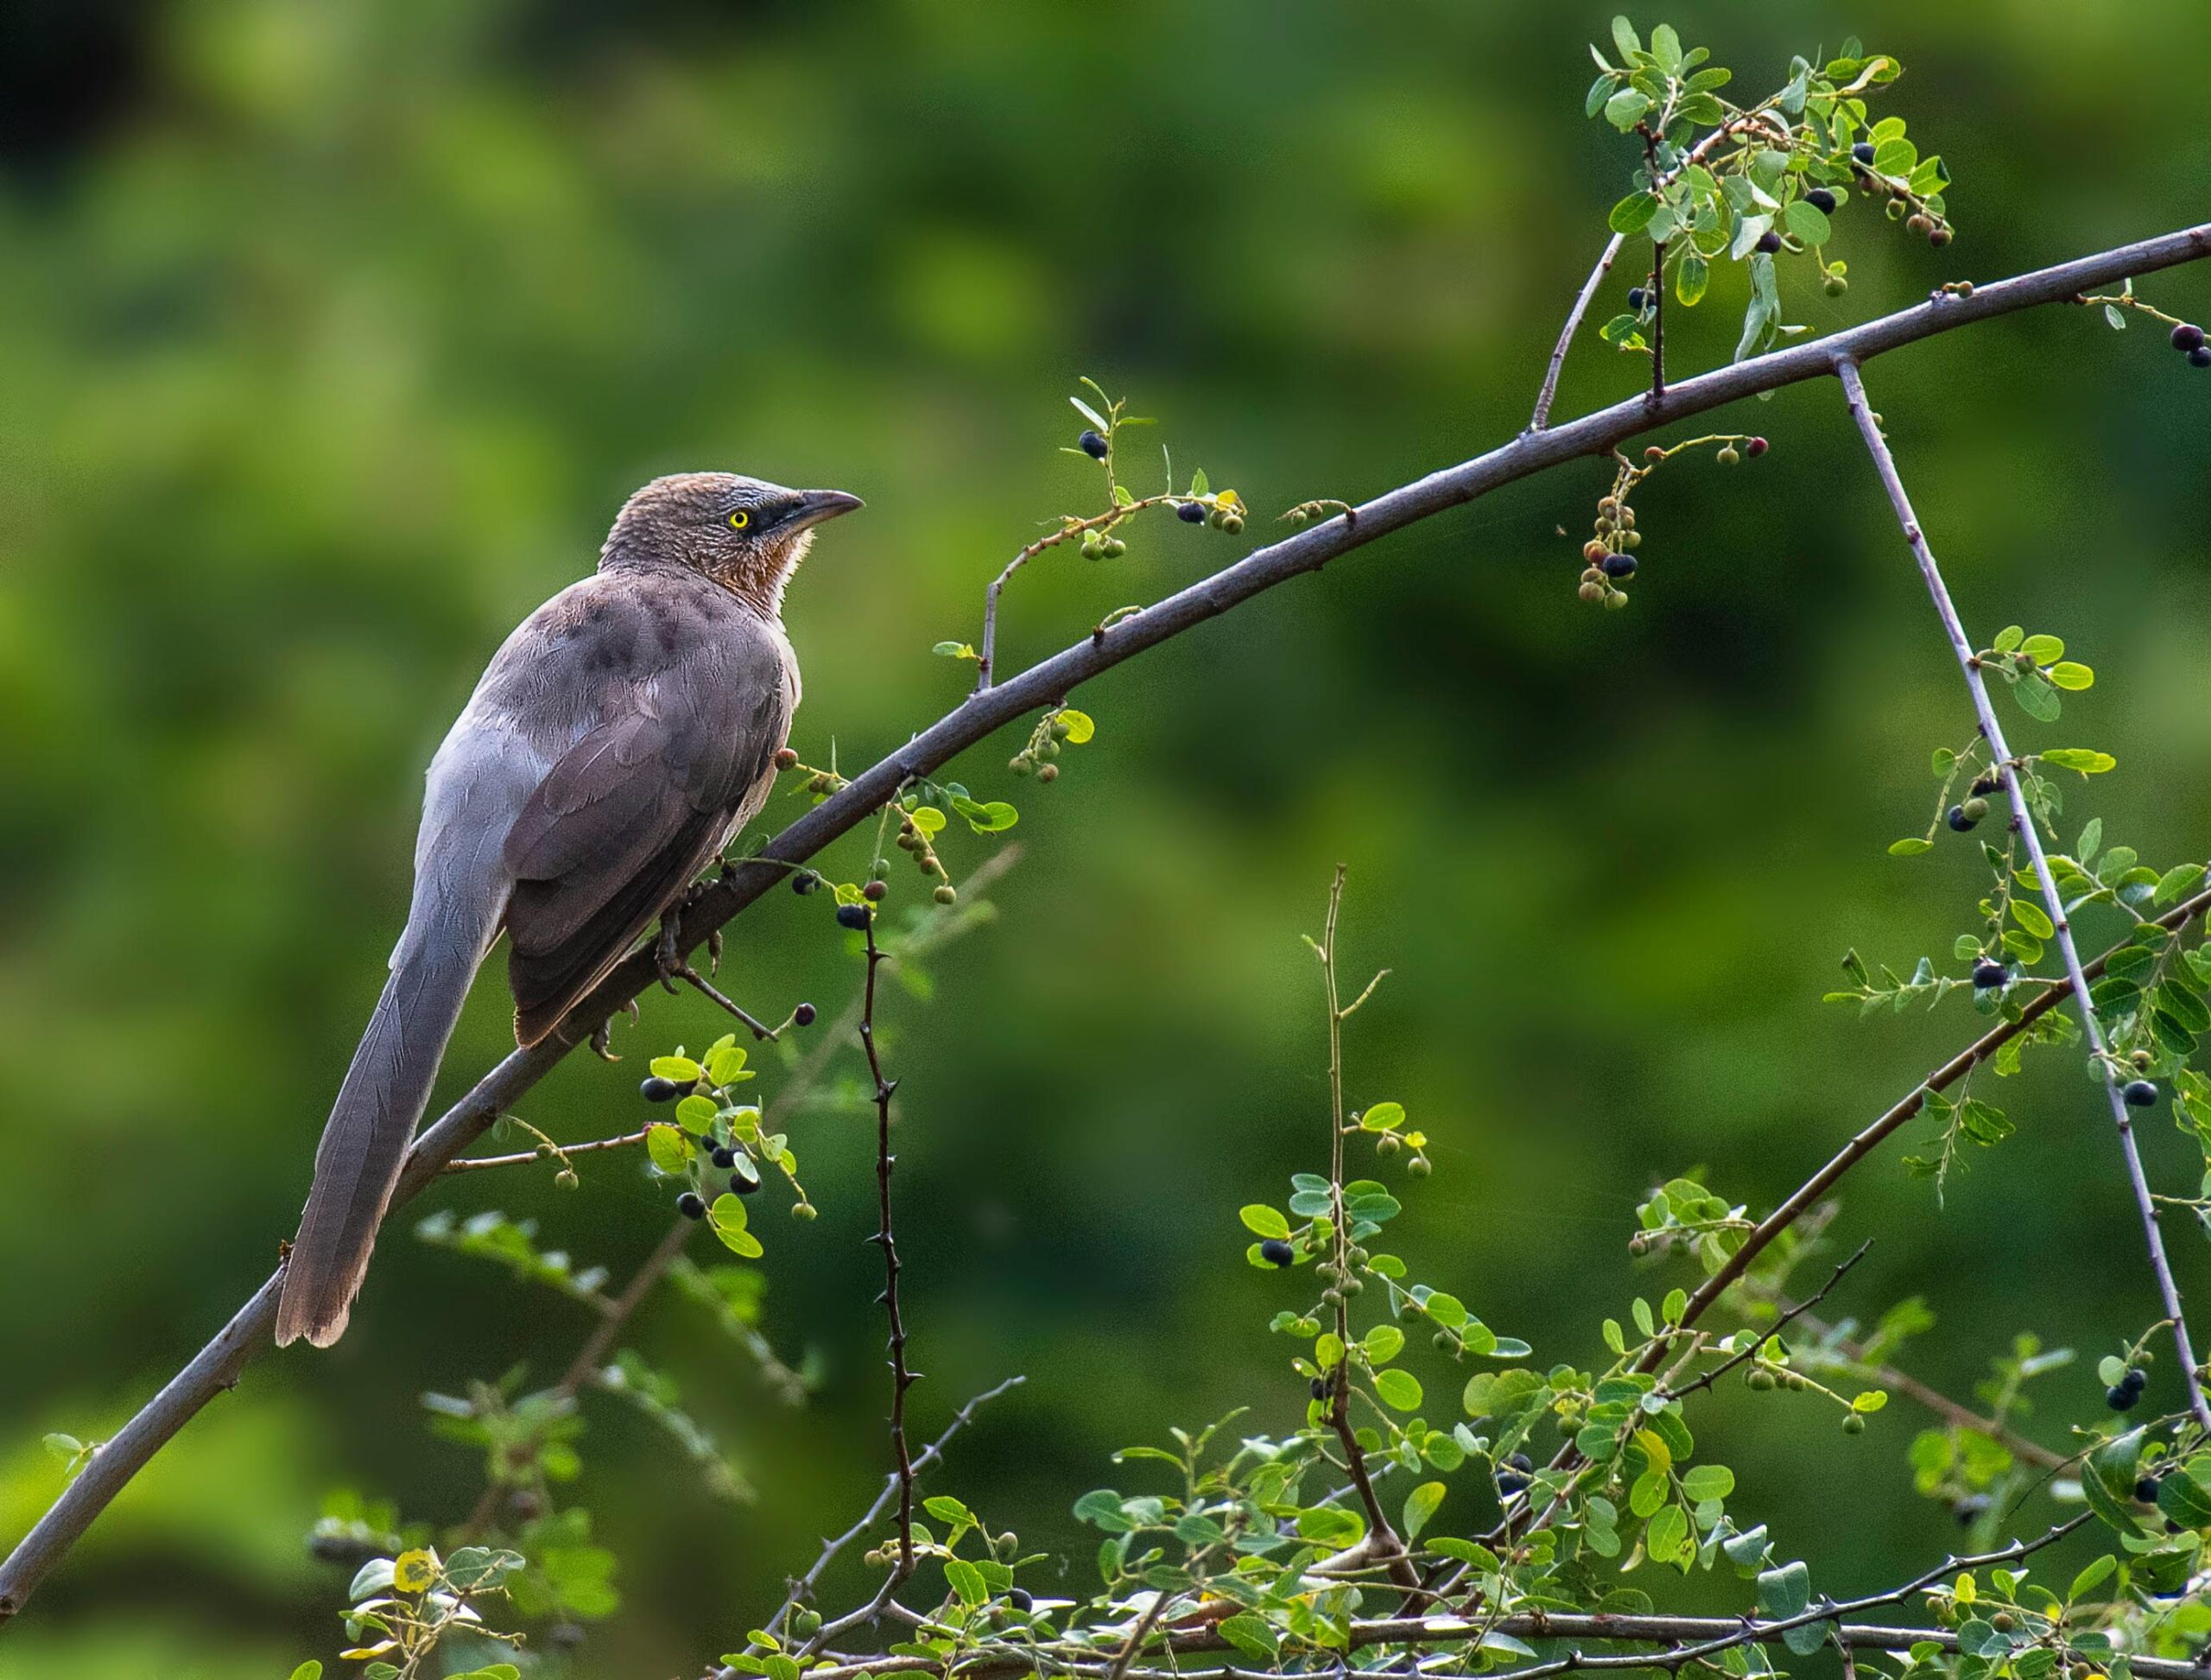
[924,1494,974,1527]
[952,796,1019,834]
[944,1557,987,1606]
[1403,1480,1447,1541]
[1676,252,1708,307]
[2157,1458,2211,1528]
[1359,1100,1406,1132]
[1056,708,1096,744]
[1239,1205,1290,1239]
[676,1094,719,1135]
[1605,88,1654,131]
[1681,1464,1736,1502]
[2069,1555,2118,1601]
[1315,1333,1345,1371]
[1364,1324,1406,1363]
[706,1045,749,1085]
[2012,900,2055,940]
[1645,1503,1690,1564]
[2049,662,2095,691]
[1609,192,1660,234]
[290,1666,325,1680]
[931,640,979,660]
[710,1195,763,1258]
[649,1056,701,1083]
[1757,1560,1811,1620]
[1374,1368,1424,1411]
[1992,625,2024,653]
[1610,16,1642,60]
[2014,674,2062,722]
[1783,199,1832,244]
[1889,838,1933,857]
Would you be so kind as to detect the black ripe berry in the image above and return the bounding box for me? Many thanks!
[1627,286,1649,311]
[1308,1376,1327,1402]
[1952,1493,1991,1526]
[1968,774,2000,798]
[1756,230,1783,254]
[2190,346,2211,370]
[1177,500,1207,523]
[641,1075,681,1103]
[2108,1367,2146,1410]
[1973,959,2009,989]
[732,1169,762,1195]
[835,903,871,931]
[1946,803,1979,834]
[1806,187,1838,213]
[676,1191,706,1220]
[1077,428,1110,460]
[2172,323,2207,352]
[791,870,820,896]
[2124,1079,2161,1108]
[1852,141,1877,166]
[1496,1451,1534,1497]
[794,1001,818,1027]
[2139,1474,2167,1503]
[1600,553,1638,579]
[1258,1238,1296,1266]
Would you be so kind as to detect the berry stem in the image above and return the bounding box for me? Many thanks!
[858,904,921,1583]
[1839,355,2211,1438]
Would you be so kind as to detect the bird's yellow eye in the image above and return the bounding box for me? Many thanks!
[727,510,751,530]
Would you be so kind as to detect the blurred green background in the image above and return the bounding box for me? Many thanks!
[3,0,2208,1672]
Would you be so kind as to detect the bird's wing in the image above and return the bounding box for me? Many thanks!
[500,580,794,1045]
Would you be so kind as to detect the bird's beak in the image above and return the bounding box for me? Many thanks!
[784,489,865,532]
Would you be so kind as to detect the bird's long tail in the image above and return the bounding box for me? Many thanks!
[276,924,481,1347]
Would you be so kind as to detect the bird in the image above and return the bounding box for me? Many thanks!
[274,472,863,1349]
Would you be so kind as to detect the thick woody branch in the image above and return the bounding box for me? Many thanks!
[1837,356,2211,1437]
[3,219,2206,1626]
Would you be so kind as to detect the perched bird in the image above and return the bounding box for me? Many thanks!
[275,473,863,1348]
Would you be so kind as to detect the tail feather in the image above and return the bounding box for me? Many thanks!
[276,934,479,1347]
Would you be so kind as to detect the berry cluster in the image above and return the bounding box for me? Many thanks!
[2173,322,2211,370]
[894,810,960,906]
[2107,1361,2149,1411]
[1576,434,1764,608]
[1008,706,1090,783]
[641,1040,817,1227]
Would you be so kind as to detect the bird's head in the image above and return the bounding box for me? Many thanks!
[601,472,865,616]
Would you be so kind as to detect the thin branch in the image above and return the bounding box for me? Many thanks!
[1837,354,2211,1438]
[859,909,920,1581]
[5,219,2208,1625]
[440,1128,651,1174]
[1316,868,1422,1601]
[764,1375,1026,1639]
[1664,1240,1870,1400]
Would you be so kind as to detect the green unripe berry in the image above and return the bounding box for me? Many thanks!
[1747,1368,1777,1392]
[1377,1132,1403,1155]
[1408,1156,1432,1177]
[1961,796,1989,822]
[793,1201,818,1220]
[1823,273,1848,297]
[934,884,958,905]
[1578,580,1607,604]
[1603,590,1630,611]
[1434,1330,1456,1352]
[1037,764,1059,783]
[1716,447,1740,466]
[794,1609,823,1637]
[1221,515,1245,536]
[1842,1411,1867,1435]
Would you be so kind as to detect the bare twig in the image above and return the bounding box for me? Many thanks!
[441,1128,651,1174]
[1837,354,2211,1437]
[6,221,2207,1626]
[1664,1240,1870,1399]
[859,910,920,1580]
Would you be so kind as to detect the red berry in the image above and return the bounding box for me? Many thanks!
[1745,436,1769,458]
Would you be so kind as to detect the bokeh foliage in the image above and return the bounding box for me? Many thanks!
[2,0,2208,1673]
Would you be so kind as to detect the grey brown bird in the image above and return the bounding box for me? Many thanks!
[275,472,862,1348]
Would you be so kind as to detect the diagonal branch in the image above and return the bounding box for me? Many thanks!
[3,220,2207,1626]
[1836,355,2211,1437]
